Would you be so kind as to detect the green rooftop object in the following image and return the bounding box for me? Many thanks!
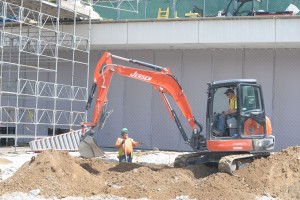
[92,0,300,20]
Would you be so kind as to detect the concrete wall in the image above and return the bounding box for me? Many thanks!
[85,17,300,50]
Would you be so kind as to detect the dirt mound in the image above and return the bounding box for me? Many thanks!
[236,146,300,198]
[196,146,300,200]
[0,147,299,200]
[0,150,103,198]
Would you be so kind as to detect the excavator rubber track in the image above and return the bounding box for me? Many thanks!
[174,152,271,175]
[218,152,271,175]
[174,152,207,167]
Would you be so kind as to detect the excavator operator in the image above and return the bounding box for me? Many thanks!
[214,88,237,136]
[114,128,143,163]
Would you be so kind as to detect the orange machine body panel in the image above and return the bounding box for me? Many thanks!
[244,117,272,136]
[207,139,253,152]
[243,118,264,135]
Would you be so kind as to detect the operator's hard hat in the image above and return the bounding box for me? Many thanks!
[121,128,129,133]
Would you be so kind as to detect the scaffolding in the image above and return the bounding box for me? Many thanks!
[0,0,93,147]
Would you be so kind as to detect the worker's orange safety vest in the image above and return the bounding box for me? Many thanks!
[116,138,137,157]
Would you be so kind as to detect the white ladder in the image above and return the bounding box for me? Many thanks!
[29,129,87,152]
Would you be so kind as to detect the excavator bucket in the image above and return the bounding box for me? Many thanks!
[78,130,104,158]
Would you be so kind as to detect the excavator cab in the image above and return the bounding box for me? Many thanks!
[205,79,274,152]
[174,79,275,174]
[207,79,266,139]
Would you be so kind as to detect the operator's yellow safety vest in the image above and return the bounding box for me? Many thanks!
[230,95,237,110]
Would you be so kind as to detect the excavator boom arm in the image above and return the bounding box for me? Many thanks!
[83,52,203,145]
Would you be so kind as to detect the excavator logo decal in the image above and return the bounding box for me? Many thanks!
[130,71,152,82]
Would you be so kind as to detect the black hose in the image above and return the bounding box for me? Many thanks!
[86,83,97,110]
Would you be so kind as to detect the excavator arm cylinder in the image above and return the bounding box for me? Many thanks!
[86,83,97,110]
[111,54,164,72]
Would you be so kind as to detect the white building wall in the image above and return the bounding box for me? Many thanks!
[273,49,300,150]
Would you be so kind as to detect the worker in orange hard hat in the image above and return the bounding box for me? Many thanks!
[114,128,143,163]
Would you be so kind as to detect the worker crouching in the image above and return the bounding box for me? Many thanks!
[114,128,143,163]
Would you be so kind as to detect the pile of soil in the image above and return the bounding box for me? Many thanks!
[0,146,299,200]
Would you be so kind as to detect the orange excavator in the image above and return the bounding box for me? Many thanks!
[79,52,275,174]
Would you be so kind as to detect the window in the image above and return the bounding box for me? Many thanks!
[241,85,262,114]
[240,85,265,137]
[212,87,234,114]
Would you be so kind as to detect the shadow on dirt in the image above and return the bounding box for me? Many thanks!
[79,163,101,175]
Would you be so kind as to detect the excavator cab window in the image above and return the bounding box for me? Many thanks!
[211,86,237,137]
[238,84,266,137]
[241,87,262,114]
[209,83,266,139]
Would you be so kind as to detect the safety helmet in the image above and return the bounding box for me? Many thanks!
[121,128,129,133]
